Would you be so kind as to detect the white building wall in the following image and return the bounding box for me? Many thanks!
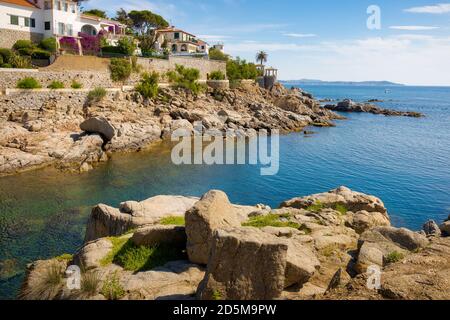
[0,3,44,34]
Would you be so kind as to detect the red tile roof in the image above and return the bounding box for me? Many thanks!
[0,0,39,8]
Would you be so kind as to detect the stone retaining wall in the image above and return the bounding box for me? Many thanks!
[0,56,226,89]
[137,56,226,80]
[0,29,43,48]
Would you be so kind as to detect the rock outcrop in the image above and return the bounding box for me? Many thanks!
[185,190,241,265]
[0,83,342,176]
[324,99,423,117]
[84,195,198,242]
[197,227,288,300]
[19,187,450,301]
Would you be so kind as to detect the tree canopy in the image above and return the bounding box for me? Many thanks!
[83,9,108,19]
[127,10,169,36]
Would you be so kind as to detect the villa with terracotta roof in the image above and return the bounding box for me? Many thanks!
[156,26,209,55]
[0,0,126,49]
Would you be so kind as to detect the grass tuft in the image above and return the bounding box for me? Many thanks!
[385,251,405,264]
[306,201,325,213]
[101,272,125,300]
[242,214,300,229]
[80,271,101,297]
[160,216,185,226]
[101,236,186,272]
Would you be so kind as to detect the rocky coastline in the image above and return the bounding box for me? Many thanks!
[324,99,424,117]
[20,187,450,300]
[0,83,342,176]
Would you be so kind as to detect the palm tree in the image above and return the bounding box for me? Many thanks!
[256,51,268,66]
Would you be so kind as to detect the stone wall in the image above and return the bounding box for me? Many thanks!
[0,69,119,89]
[0,55,226,89]
[0,29,43,49]
[137,56,226,80]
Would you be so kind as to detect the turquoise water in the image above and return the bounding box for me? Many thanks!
[1,84,449,299]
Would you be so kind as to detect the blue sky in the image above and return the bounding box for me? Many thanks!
[84,0,450,85]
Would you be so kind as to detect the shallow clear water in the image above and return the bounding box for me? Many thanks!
[0,84,449,298]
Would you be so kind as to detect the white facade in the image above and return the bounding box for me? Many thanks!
[0,2,44,33]
[0,0,124,45]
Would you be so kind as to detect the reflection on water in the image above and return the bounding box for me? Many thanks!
[1,85,450,299]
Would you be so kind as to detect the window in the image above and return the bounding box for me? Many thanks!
[58,22,65,35]
[44,1,51,9]
[174,32,180,40]
[10,15,19,26]
[66,24,73,36]
[70,4,76,13]
[31,18,35,28]
[45,21,51,30]
[64,2,68,12]
[24,17,30,27]
[57,1,62,10]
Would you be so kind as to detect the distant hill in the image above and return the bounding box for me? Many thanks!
[281,79,404,86]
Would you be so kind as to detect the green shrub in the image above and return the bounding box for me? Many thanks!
[0,48,13,63]
[31,49,51,60]
[9,53,31,68]
[160,216,185,226]
[71,80,82,89]
[242,214,300,229]
[0,55,3,65]
[100,236,129,267]
[226,57,259,81]
[209,48,228,61]
[101,272,125,300]
[135,72,159,99]
[13,39,34,51]
[87,87,107,103]
[39,37,57,53]
[1,63,12,68]
[17,47,33,56]
[131,55,142,73]
[166,64,202,95]
[208,70,226,80]
[117,37,136,56]
[17,77,41,89]
[47,80,65,89]
[385,251,405,264]
[109,58,132,82]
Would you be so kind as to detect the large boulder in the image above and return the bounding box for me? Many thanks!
[355,226,429,273]
[80,117,116,142]
[197,227,288,300]
[73,237,120,270]
[345,210,391,234]
[122,261,205,300]
[84,195,198,242]
[423,220,442,237]
[185,190,241,265]
[280,186,388,216]
[440,217,450,236]
[284,238,321,288]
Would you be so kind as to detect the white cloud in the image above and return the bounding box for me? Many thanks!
[283,33,317,38]
[226,36,450,85]
[405,3,450,14]
[389,26,440,31]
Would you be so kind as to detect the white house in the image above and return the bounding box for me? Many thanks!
[156,26,209,55]
[0,0,126,49]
